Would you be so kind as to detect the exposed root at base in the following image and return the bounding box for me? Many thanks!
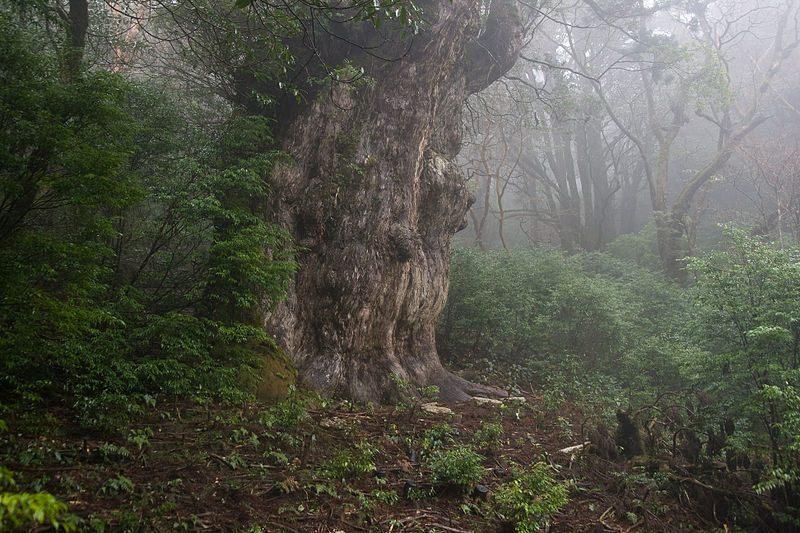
[430,368,508,403]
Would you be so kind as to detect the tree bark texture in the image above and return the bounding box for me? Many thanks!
[264,1,524,402]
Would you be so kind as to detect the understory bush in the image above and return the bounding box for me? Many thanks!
[438,246,690,406]
[493,462,569,532]
[687,229,800,522]
[320,441,379,481]
[0,464,75,531]
[425,445,484,490]
[0,12,296,431]
[443,229,800,525]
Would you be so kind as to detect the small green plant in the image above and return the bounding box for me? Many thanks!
[391,374,440,402]
[153,500,178,516]
[556,416,574,440]
[473,420,504,451]
[460,501,481,515]
[231,427,260,446]
[127,428,153,451]
[58,475,80,493]
[320,440,378,481]
[313,482,338,497]
[100,474,134,496]
[493,463,569,533]
[225,451,248,469]
[406,485,435,501]
[264,449,290,467]
[419,385,440,401]
[173,514,203,530]
[259,388,309,431]
[425,445,484,490]
[390,374,413,408]
[97,443,131,463]
[370,489,400,505]
[421,423,456,453]
[349,488,400,512]
[0,466,76,531]
[165,478,184,490]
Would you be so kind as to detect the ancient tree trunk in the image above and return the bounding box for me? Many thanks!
[265,1,524,402]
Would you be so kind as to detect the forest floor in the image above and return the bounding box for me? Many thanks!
[2,390,716,532]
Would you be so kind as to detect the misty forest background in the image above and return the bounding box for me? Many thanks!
[2,0,800,531]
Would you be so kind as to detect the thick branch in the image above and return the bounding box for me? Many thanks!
[464,0,525,94]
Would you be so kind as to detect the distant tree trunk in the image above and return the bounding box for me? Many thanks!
[544,122,580,253]
[575,119,597,249]
[56,0,88,80]
[470,128,498,251]
[263,1,524,402]
[619,159,644,234]
[469,171,492,251]
[587,115,617,246]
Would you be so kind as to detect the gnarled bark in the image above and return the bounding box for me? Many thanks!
[263,0,524,403]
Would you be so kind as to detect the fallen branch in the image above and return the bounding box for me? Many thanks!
[558,442,590,454]
[426,524,473,533]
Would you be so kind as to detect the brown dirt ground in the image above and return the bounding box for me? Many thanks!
[2,391,715,532]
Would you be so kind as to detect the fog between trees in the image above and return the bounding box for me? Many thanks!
[461,0,800,269]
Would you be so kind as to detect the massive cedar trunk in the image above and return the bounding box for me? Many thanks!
[263,1,524,402]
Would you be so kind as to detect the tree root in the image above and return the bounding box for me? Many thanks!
[430,367,508,403]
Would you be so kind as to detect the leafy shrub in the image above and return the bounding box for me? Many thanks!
[421,423,456,454]
[425,445,484,490]
[100,474,135,496]
[493,463,569,532]
[320,441,378,481]
[0,11,297,431]
[473,421,504,451]
[0,466,75,531]
[541,274,627,369]
[438,248,563,363]
[687,229,800,516]
[439,246,688,405]
[259,388,310,431]
[604,223,662,271]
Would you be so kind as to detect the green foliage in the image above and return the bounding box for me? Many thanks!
[425,445,484,490]
[259,388,310,431]
[1,466,75,531]
[349,488,400,514]
[369,489,399,505]
[0,8,297,431]
[755,379,800,497]
[493,463,569,533]
[100,474,134,496]
[439,248,559,363]
[604,223,662,270]
[0,492,75,531]
[681,229,800,517]
[127,428,153,452]
[231,427,261,447]
[439,247,689,408]
[96,443,131,463]
[320,441,378,481]
[421,423,456,453]
[473,421,504,451]
[328,59,375,90]
[405,485,435,501]
[390,373,440,412]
